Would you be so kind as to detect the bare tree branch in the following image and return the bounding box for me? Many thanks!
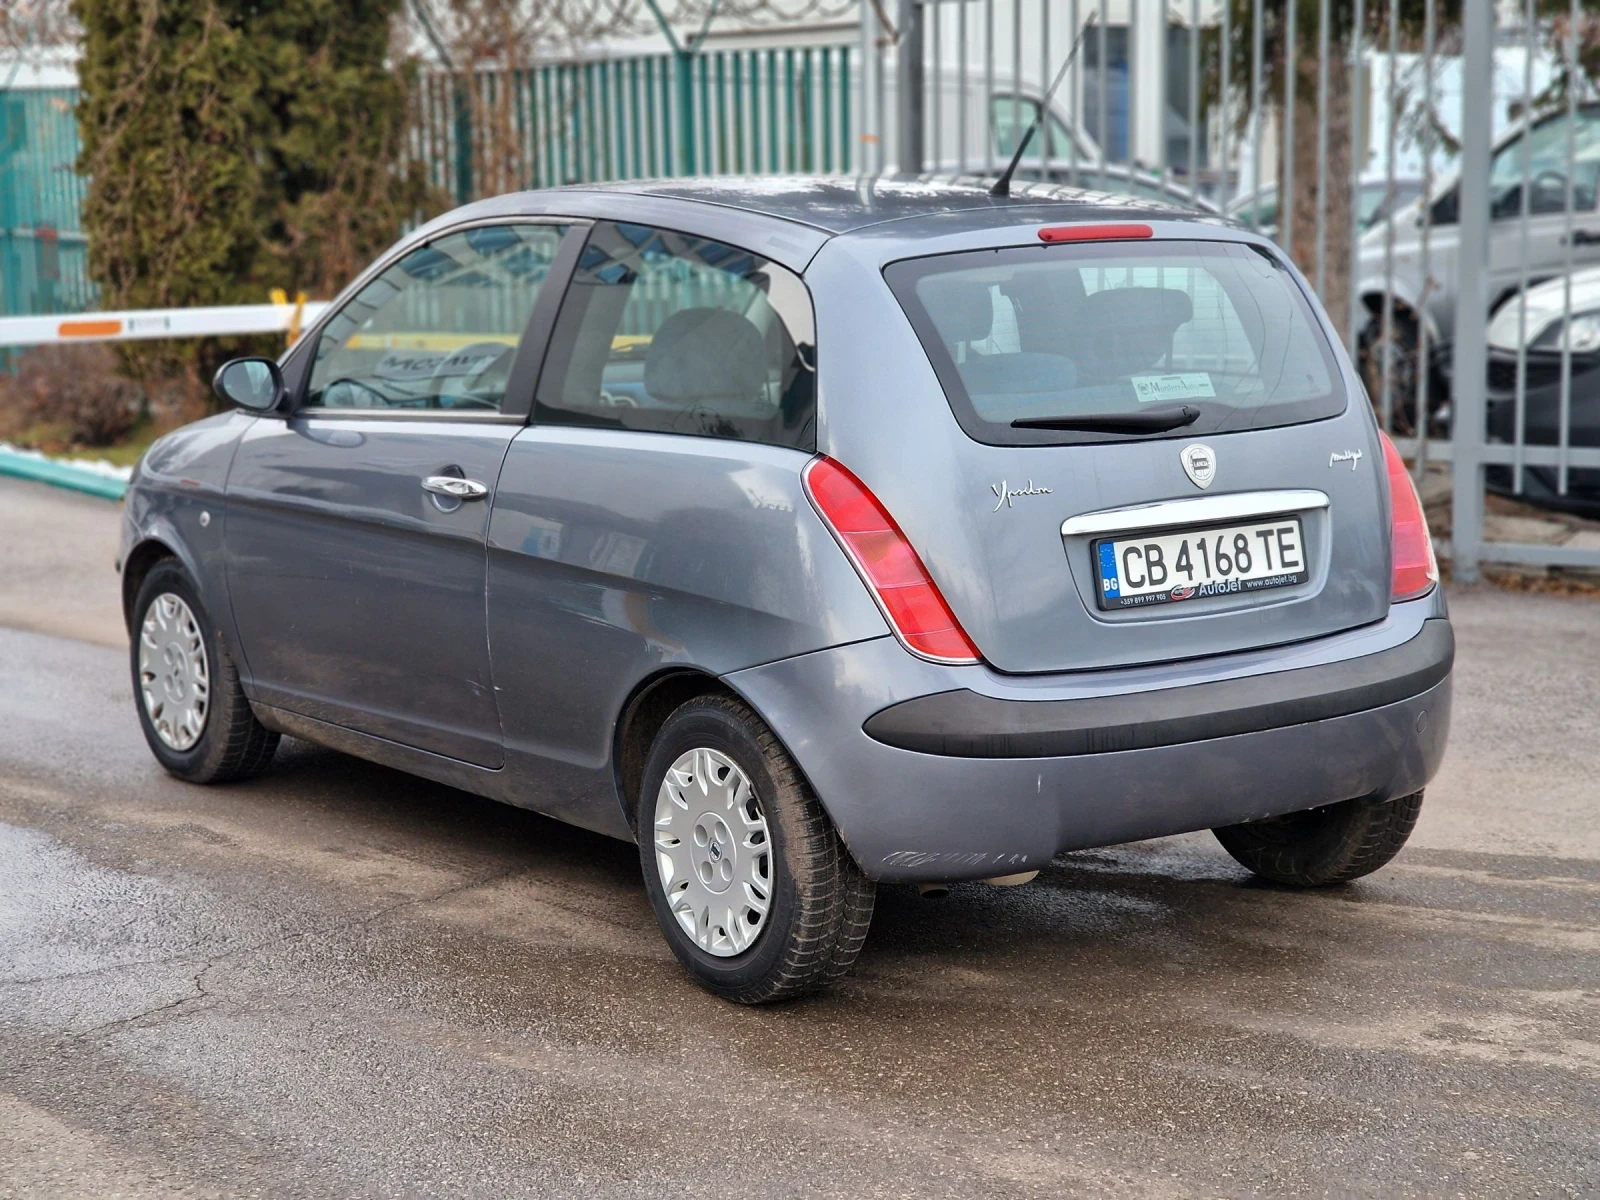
[412,0,859,69]
[0,0,77,58]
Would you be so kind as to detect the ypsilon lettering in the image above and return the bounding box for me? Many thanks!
[1329,449,1363,470]
[991,479,1053,512]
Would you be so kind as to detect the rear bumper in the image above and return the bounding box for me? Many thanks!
[724,598,1453,883]
[863,620,1452,757]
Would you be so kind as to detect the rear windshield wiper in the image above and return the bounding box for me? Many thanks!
[1011,404,1202,434]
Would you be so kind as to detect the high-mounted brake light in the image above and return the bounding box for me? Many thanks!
[1380,431,1438,602]
[802,457,983,664]
[1038,223,1154,244]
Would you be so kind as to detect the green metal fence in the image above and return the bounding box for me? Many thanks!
[0,47,854,324]
[0,85,93,320]
[412,45,854,204]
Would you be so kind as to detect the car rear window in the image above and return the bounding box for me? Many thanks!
[884,239,1345,445]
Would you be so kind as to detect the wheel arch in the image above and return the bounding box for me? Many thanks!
[120,518,224,639]
[121,537,181,633]
[1359,288,1437,346]
[610,662,871,888]
[611,668,741,836]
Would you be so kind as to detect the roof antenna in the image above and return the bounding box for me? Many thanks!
[991,13,1097,198]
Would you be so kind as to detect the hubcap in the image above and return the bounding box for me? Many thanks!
[653,747,772,957]
[138,593,210,751]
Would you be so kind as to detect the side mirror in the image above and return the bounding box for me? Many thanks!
[213,357,286,413]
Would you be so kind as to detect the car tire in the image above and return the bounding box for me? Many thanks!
[131,560,279,784]
[1358,307,1441,437]
[1212,791,1424,887]
[637,694,875,1004]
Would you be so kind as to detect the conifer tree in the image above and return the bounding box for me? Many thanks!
[72,0,438,388]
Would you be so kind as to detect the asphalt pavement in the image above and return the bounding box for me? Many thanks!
[1,474,1596,1197]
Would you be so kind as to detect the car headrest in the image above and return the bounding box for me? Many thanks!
[920,278,994,344]
[1081,286,1194,335]
[643,308,769,404]
[1070,286,1197,382]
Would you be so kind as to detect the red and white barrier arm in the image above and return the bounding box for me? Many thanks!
[0,301,331,349]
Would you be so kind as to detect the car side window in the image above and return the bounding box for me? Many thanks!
[305,223,566,413]
[1488,107,1600,220]
[533,222,817,449]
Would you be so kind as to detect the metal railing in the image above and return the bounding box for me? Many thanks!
[877,0,1600,582]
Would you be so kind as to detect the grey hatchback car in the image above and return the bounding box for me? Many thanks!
[121,179,1452,1003]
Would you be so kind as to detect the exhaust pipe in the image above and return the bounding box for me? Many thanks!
[918,870,1038,897]
[981,870,1039,887]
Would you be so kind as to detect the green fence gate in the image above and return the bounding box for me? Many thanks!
[0,84,93,321]
[412,45,855,203]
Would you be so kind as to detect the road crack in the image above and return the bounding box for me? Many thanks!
[26,865,528,1050]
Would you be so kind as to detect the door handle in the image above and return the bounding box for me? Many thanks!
[422,475,489,500]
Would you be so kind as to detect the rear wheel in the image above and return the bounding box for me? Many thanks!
[1359,306,1445,437]
[1213,792,1424,887]
[131,560,279,783]
[637,695,875,1004]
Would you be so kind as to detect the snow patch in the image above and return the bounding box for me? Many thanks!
[0,442,134,482]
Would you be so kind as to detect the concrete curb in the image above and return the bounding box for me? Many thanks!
[0,449,128,501]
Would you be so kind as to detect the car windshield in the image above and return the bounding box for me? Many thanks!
[885,239,1344,445]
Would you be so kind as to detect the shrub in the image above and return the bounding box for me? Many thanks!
[0,343,145,447]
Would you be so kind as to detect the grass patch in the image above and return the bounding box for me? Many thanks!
[10,415,161,470]
[56,419,162,469]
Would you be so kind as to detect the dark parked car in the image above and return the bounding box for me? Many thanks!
[1485,266,1600,515]
[121,179,1453,1003]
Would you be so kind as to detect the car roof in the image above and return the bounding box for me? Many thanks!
[305,174,1256,357]
[394,174,1239,280]
[524,175,1208,236]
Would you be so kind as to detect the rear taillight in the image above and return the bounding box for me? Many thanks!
[1381,431,1438,602]
[802,456,983,664]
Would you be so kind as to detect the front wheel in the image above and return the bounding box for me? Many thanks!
[130,560,279,783]
[637,695,875,1004]
[1213,791,1424,887]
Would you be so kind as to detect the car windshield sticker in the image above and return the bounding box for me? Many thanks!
[1131,373,1216,403]
[371,347,500,383]
[372,350,446,382]
[429,347,504,379]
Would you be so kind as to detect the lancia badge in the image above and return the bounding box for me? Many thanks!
[1180,443,1216,490]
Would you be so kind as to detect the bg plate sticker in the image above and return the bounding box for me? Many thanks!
[1132,373,1216,403]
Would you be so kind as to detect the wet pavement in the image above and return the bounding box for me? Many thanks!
[1,476,1597,1197]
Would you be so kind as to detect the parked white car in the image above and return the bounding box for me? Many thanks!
[1356,101,1600,420]
[1229,178,1424,242]
[911,78,1104,175]
[936,156,1221,214]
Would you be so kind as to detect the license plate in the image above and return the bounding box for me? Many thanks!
[1095,517,1306,610]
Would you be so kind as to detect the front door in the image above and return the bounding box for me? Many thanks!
[225,221,574,768]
